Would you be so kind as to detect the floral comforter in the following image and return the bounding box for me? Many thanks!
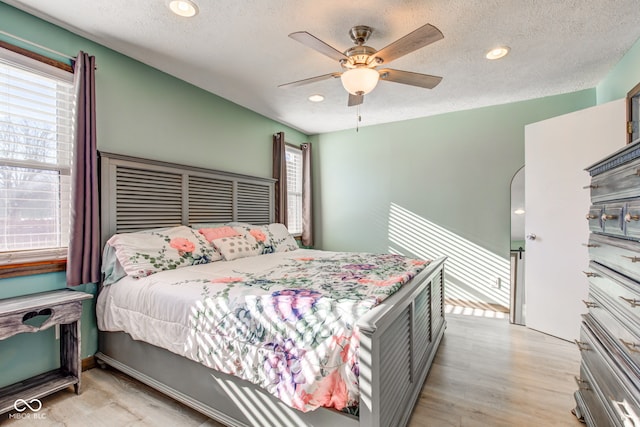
[97,249,430,412]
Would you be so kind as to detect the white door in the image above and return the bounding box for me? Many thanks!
[524,99,626,341]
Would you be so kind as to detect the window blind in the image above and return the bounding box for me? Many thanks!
[285,145,302,235]
[0,47,75,264]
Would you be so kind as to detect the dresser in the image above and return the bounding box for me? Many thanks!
[574,140,640,426]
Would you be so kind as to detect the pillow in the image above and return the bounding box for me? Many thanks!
[230,222,299,254]
[212,235,260,261]
[265,223,299,253]
[101,243,127,285]
[106,225,221,278]
[198,226,241,242]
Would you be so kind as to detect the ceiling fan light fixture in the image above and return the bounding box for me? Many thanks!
[486,46,510,60]
[168,0,199,17]
[340,67,379,95]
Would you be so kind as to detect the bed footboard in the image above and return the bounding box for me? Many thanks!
[357,256,447,427]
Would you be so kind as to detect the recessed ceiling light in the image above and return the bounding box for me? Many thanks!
[169,0,199,17]
[514,208,525,215]
[308,94,324,102]
[486,46,510,60]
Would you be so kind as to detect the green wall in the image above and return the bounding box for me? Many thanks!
[0,2,306,389]
[597,36,640,104]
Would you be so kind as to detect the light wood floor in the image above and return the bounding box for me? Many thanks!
[1,313,582,427]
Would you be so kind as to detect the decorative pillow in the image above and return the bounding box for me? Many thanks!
[106,225,221,278]
[198,226,241,242]
[212,235,260,261]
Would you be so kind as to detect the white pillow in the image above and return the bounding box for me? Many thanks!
[106,225,221,278]
[265,223,299,252]
[212,235,260,261]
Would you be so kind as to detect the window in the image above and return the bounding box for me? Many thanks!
[285,145,302,235]
[0,48,75,264]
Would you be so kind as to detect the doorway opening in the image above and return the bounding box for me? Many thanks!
[510,166,525,325]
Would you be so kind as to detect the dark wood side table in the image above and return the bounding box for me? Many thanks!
[0,290,93,414]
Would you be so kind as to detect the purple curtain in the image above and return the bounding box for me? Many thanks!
[301,142,313,247]
[273,132,288,226]
[67,52,100,287]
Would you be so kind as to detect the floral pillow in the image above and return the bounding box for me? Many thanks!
[106,225,221,278]
[231,222,299,254]
[265,223,299,252]
[212,235,260,261]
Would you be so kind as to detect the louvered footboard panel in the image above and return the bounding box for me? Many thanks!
[431,270,444,333]
[379,305,412,427]
[413,284,432,374]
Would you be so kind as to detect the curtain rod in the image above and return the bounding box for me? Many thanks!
[0,29,75,61]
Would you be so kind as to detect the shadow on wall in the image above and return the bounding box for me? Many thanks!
[387,203,510,310]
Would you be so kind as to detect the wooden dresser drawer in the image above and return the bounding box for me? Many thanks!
[589,234,640,283]
[587,205,604,233]
[587,262,640,333]
[576,362,618,427]
[591,156,640,203]
[626,201,640,240]
[579,320,640,426]
[602,203,626,237]
[586,289,640,385]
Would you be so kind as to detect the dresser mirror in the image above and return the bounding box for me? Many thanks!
[628,81,640,143]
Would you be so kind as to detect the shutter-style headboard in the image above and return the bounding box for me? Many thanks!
[100,152,275,243]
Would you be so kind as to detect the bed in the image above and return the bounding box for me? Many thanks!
[95,152,447,427]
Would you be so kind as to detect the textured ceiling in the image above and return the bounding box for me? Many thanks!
[5,0,640,135]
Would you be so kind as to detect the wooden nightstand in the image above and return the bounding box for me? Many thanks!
[0,290,92,414]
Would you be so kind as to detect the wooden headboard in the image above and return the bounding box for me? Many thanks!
[100,152,275,243]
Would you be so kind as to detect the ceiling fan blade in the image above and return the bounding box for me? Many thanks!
[378,68,442,89]
[289,31,349,62]
[373,24,443,64]
[348,93,364,107]
[279,72,341,89]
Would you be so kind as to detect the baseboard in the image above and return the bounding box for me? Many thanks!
[82,355,96,371]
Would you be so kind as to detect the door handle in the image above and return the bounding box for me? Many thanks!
[526,233,536,240]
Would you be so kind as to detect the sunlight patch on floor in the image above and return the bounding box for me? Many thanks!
[445,303,508,319]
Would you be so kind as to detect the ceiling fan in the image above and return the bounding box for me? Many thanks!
[279,23,444,107]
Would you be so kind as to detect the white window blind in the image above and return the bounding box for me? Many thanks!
[0,47,75,264]
[285,145,302,235]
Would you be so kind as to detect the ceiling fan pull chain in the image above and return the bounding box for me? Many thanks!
[356,105,361,132]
